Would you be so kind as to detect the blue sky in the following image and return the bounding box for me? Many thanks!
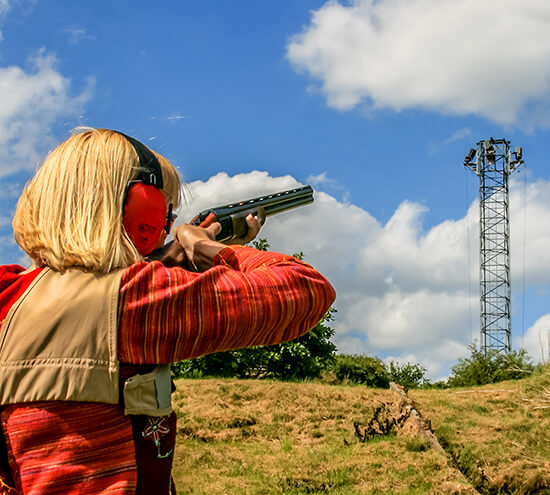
[2,0,550,378]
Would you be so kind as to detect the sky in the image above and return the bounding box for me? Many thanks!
[2,0,550,380]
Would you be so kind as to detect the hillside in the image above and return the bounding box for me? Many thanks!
[171,372,550,494]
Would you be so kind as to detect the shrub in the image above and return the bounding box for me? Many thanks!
[388,361,429,390]
[171,351,239,378]
[331,354,390,388]
[447,344,535,387]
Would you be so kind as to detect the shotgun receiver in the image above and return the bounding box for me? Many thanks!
[191,185,314,242]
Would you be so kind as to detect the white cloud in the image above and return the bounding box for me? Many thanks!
[515,314,550,364]
[429,127,472,155]
[0,0,9,15]
[63,26,95,45]
[446,128,472,143]
[179,171,550,380]
[287,0,550,128]
[0,50,93,176]
[177,171,302,217]
[306,171,347,199]
[0,0,10,40]
[151,114,186,121]
[510,177,550,285]
[307,171,330,186]
[1,180,24,198]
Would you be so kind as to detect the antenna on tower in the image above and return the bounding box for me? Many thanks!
[464,138,524,354]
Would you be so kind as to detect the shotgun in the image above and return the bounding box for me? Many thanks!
[191,185,314,242]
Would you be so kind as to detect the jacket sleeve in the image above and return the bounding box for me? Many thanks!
[117,246,336,364]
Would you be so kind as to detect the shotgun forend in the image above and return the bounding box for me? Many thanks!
[191,185,314,242]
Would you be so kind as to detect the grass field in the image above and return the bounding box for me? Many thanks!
[171,371,550,494]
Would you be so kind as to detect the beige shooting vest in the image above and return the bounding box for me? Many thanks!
[0,267,172,416]
[0,267,123,405]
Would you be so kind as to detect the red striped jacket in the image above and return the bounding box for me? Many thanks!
[0,246,335,494]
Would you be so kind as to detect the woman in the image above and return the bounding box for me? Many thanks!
[0,128,335,494]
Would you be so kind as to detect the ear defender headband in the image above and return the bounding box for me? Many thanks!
[119,132,174,256]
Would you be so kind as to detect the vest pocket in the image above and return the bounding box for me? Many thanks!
[123,365,173,416]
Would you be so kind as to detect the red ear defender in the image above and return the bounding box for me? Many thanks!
[123,183,167,255]
[117,131,173,256]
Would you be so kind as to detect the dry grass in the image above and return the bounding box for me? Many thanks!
[171,379,476,494]
[411,370,550,494]
[171,371,550,493]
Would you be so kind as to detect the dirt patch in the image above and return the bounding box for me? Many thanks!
[353,401,397,440]
[354,382,444,451]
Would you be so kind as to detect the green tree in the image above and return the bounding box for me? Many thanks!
[171,351,239,379]
[237,308,336,380]
[251,237,270,252]
[172,239,337,381]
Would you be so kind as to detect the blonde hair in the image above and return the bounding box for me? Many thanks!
[13,128,182,273]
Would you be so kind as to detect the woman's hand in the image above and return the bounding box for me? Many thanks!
[226,213,263,245]
[150,214,263,271]
[172,222,225,272]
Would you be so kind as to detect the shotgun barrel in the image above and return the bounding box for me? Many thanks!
[191,185,314,242]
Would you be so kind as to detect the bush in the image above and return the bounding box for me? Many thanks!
[447,344,535,387]
[171,352,239,379]
[331,354,390,388]
[172,308,337,381]
[429,380,450,390]
[388,361,429,390]
[329,356,430,390]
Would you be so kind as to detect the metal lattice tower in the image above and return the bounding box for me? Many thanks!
[464,138,523,354]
